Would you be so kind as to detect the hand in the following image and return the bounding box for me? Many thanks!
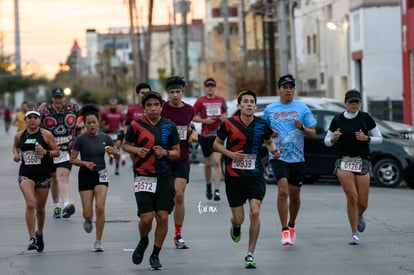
[85,161,96,171]
[230,150,244,161]
[203,117,216,125]
[13,154,21,162]
[332,128,342,142]
[136,147,150,158]
[152,145,166,158]
[355,129,368,141]
[271,128,279,137]
[271,149,281,159]
[294,118,303,130]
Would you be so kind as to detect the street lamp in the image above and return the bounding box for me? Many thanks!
[64,88,72,96]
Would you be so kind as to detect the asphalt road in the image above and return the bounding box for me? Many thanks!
[0,125,413,275]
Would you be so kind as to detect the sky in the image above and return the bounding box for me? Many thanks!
[1,0,204,79]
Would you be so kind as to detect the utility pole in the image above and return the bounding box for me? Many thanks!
[240,0,247,66]
[266,0,276,96]
[278,0,288,75]
[128,0,140,89]
[222,0,232,99]
[14,0,21,76]
[290,0,298,78]
[179,0,191,96]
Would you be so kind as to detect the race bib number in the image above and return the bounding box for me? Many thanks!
[340,157,362,173]
[98,169,109,183]
[206,103,221,116]
[22,151,41,165]
[232,154,256,170]
[53,151,70,164]
[134,176,157,193]
[108,133,118,141]
[176,125,188,140]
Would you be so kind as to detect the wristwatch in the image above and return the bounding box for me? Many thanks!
[300,124,305,131]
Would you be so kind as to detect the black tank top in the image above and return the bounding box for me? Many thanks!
[19,129,51,181]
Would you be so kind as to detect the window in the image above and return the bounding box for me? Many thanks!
[312,34,317,54]
[307,35,311,54]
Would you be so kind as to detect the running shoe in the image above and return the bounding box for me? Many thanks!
[230,225,241,243]
[281,230,292,246]
[174,235,189,249]
[206,183,212,200]
[289,227,296,245]
[94,240,104,252]
[358,215,366,232]
[27,238,39,251]
[62,204,75,218]
[348,233,360,245]
[149,254,164,270]
[132,240,148,265]
[83,218,93,233]
[244,254,256,269]
[115,169,120,176]
[53,207,61,219]
[213,190,221,201]
[35,231,44,252]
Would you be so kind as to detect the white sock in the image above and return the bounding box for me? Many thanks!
[63,201,69,208]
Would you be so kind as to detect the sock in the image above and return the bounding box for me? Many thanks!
[215,189,220,193]
[247,251,253,257]
[288,222,295,228]
[54,203,61,208]
[151,245,161,256]
[232,224,241,236]
[140,236,149,246]
[175,224,182,238]
[282,227,289,231]
[63,201,69,208]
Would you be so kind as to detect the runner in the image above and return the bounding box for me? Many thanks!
[122,91,180,270]
[12,109,59,252]
[70,105,119,252]
[214,90,280,268]
[161,76,197,249]
[100,98,124,175]
[39,88,80,219]
[193,78,227,201]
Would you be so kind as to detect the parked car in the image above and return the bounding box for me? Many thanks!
[260,109,414,188]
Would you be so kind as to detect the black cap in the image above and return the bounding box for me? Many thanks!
[278,74,296,87]
[142,91,163,106]
[345,89,362,102]
[52,88,64,97]
[204,78,216,87]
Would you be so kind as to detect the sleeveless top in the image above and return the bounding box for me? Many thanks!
[19,129,51,181]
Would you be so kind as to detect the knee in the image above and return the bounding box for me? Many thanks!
[174,192,184,204]
[232,213,244,225]
[26,199,36,210]
[156,213,169,226]
[250,209,260,222]
[95,203,105,215]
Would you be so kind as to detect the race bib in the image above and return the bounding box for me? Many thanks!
[22,151,41,165]
[232,154,256,170]
[340,157,362,173]
[53,151,70,164]
[206,103,221,116]
[98,169,109,183]
[176,125,188,140]
[108,133,118,141]
[134,176,157,193]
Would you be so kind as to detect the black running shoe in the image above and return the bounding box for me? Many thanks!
[213,190,221,201]
[206,183,212,200]
[27,238,38,251]
[35,232,44,252]
[132,240,148,265]
[62,204,75,218]
[149,254,163,270]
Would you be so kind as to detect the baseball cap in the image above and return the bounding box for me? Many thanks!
[25,109,40,118]
[345,89,362,102]
[278,74,296,87]
[52,88,64,97]
[142,91,163,106]
[204,78,216,87]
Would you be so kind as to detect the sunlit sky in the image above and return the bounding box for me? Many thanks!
[1,0,204,79]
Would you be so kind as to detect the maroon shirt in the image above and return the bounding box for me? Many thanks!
[161,101,195,161]
[193,95,227,136]
[125,103,145,126]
